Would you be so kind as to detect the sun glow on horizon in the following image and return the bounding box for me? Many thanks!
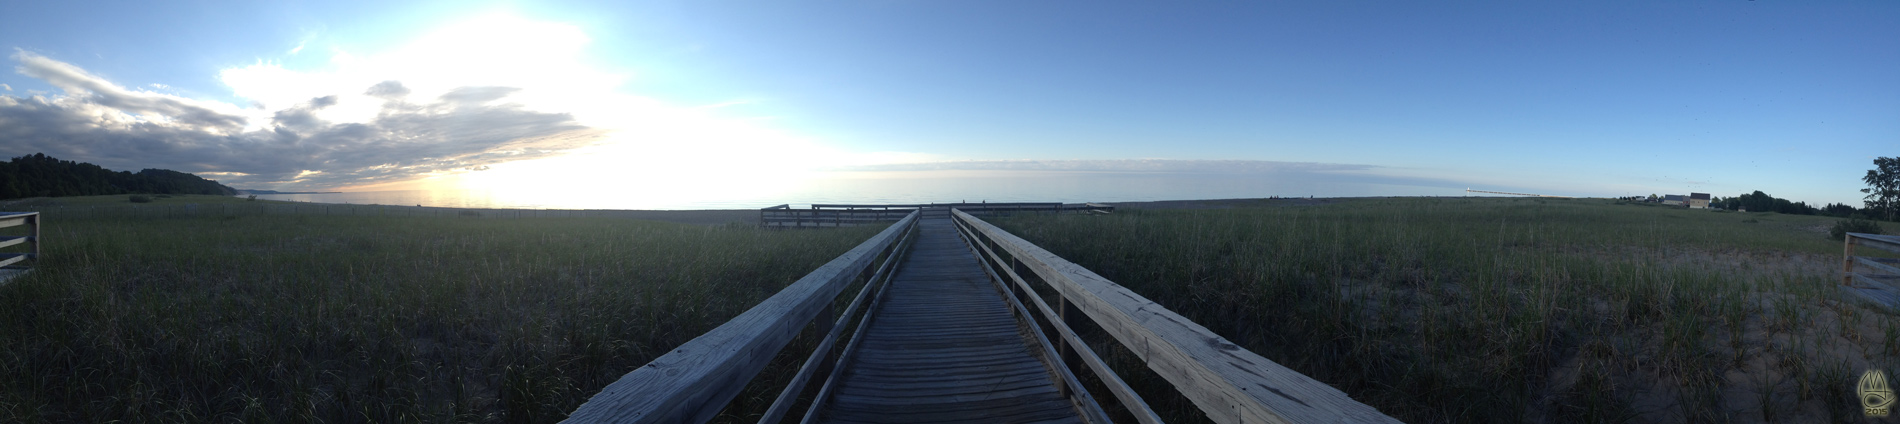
[221,13,935,194]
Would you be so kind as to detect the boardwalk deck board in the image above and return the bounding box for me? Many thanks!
[816,216,1084,424]
[566,206,1401,423]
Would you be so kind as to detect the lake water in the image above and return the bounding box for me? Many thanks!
[247,171,1466,210]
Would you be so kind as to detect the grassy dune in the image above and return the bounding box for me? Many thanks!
[0,196,880,423]
[997,197,1899,423]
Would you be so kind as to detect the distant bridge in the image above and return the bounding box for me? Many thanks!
[563,205,1400,423]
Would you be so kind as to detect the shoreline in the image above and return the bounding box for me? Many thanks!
[235,195,1584,226]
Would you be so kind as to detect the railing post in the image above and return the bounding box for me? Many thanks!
[1000,239,1026,304]
[1059,298,1081,391]
[1845,234,1857,286]
[816,303,837,368]
[954,209,1402,423]
[28,213,39,260]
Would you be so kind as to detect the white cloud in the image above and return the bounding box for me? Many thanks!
[4,15,921,192]
[0,50,600,188]
[0,83,9,91]
[218,15,625,129]
[212,14,937,194]
[13,50,252,133]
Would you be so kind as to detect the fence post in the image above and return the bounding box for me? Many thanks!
[28,213,39,260]
[1844,235,1857,286]
[1059,298,1081,394]
[817,303,838,366]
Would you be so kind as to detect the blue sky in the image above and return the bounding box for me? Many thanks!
[0,1,1894,205]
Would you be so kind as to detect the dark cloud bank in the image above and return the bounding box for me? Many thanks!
[0,51,601,189]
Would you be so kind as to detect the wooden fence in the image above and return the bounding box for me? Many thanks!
[1843,232,1900,307]
[562,211,921,423]
[761,202,1113,228]
[949,208,1401,424]
[0,212,40,283]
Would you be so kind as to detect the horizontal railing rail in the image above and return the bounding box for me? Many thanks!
[948,211,1118,423]
[950,209,1401,424]
[562,210,920,424]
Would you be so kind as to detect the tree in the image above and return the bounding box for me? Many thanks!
[0,153,237,200]
[1867,157,1900,222]
[1822,203,1861,218]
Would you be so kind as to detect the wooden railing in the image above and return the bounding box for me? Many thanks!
[949,209,1401,424]
[0,212,40,276]
[761,202,1113,228]
[562,210,920,423]
[1843,233,1900,305]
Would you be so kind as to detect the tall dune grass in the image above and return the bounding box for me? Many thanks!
[999,198,1900,423]
[0,203,878,423]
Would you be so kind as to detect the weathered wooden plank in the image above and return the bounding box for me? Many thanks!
[838,365,1050,381]
[952,214,1162,424]
[953,209,1403,424]
[814,217,1085,424]
[798,229,915,424]
[561,212,917,424]
[0,217,24,229]
[952,220,1112,423]
[1852,233,1900,255]
[1853,273,1900,290]
[1843,281,1900,309]
[27,214,36,259]
[1857,256,1900,277]
[0,236,27,250]
[0,254,28,269]
[759,217,917,424]
[825,399,1080,424]
[829,378,1058,398]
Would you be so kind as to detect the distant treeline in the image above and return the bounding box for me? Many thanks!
[0,153,237,199]
[1711,190,1864,218]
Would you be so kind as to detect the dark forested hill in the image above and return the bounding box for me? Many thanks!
[0,153,238,199]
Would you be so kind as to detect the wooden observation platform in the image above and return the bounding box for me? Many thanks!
[563,206,1399,424]
[1844,232,1900,309]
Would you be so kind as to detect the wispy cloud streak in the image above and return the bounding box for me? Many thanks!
[832,159,1376,173]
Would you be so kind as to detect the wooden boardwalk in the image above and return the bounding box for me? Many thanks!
[815,216,1082,423]
[562,206,1400,424]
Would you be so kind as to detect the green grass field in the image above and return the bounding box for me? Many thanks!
[995,197,1898,423]
[0,195,1894,423]
[0,195,880,423]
